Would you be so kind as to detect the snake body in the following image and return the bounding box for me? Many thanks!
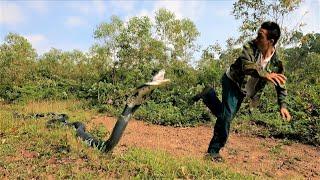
[16,70,170,153]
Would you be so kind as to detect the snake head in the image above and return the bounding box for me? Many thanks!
[145,69,170,86]
[127,69,170,107]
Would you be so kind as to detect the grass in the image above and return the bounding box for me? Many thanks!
[0,100,253,179]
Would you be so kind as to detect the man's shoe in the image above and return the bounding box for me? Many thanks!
[204,153,224,162]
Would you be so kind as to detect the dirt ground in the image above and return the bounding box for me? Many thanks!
[89,116,320,179]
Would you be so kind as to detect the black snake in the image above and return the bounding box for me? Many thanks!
[14,70,170,153]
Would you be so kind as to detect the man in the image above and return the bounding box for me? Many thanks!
[193,21,291,161]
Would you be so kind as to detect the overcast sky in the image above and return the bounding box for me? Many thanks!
[0,0,319,57]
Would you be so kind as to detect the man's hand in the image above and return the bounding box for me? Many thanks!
[265,73,287,85]
[280,107,291,121]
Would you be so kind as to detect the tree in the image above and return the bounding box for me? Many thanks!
[155,8,200,63]
[285,33,320,75]
[116,16,153,68]
[0,33,37,86]
[93,15,159,85]
[94,15,124,63]
[232,0,302,46]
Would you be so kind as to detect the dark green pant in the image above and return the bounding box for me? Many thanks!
[206,74,244,154]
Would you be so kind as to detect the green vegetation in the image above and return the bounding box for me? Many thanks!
[0,6,319,146]
[0,101,252,179]
[0,2,319,178]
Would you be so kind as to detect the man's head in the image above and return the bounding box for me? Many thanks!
[256,21,281,50]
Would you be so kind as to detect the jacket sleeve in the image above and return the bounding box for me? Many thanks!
[274,61,288,109]
[238,43,269,78]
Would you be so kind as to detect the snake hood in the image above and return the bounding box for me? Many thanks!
[146,69,170,86]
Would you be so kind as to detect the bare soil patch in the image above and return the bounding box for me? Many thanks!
[89,116,320,179]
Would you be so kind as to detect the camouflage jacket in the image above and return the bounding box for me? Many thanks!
[227,40,287,108]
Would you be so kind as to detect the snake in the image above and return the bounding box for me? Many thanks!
[14,70,170,153]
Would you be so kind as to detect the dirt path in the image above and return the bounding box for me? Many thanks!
[89,116,320,179]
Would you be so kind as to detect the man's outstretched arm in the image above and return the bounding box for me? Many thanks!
[264,62,291,121]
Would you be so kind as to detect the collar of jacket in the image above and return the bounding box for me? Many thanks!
[249,40,279,73]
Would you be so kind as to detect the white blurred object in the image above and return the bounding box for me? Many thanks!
[152,69,165,81]
[146,69,170,85]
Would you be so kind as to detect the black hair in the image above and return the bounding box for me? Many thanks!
[261,21,281,45]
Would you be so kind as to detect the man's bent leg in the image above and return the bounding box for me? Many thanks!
[207,74,244,154]
[201,87,222,117]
